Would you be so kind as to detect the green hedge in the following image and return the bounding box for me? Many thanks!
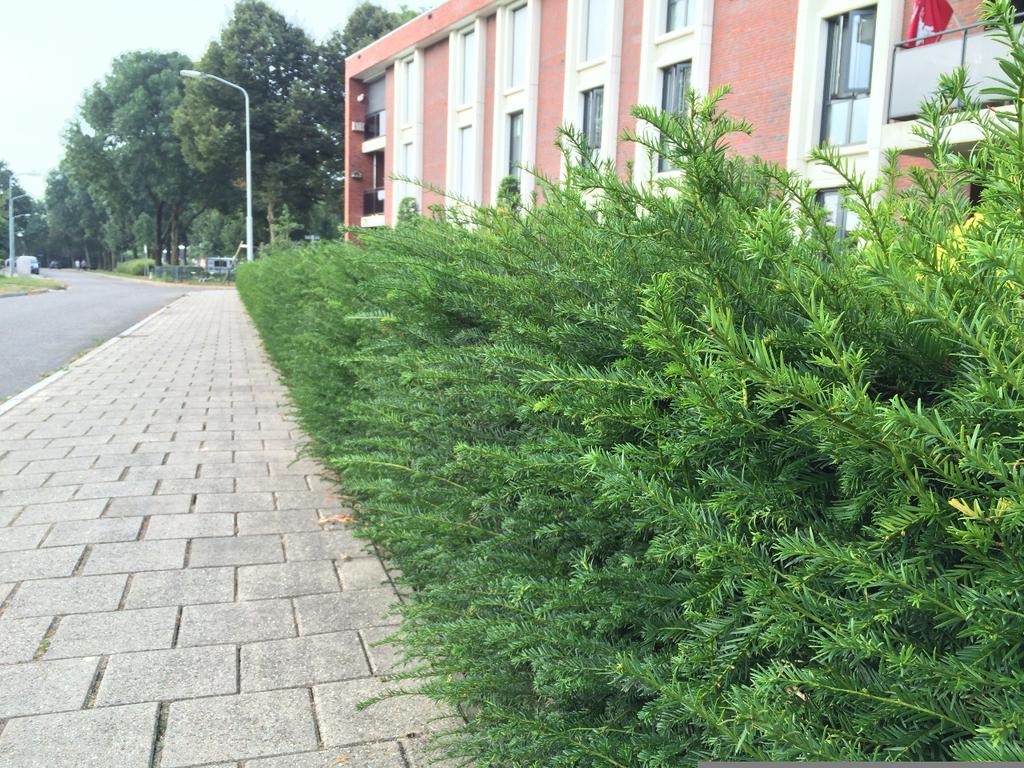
[114,258,155,276]
[237,7,1024,763]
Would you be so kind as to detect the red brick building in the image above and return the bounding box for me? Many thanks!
[344,0,1017,232]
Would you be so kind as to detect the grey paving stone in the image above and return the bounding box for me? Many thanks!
[275,491,338,510]
[402,734,462,768]
[0,524,48,552]
[0,582,11,603]
[123,464,198,481]
[194,491,275,514]
[0,545,83,581]
[294,589,400,635]
[15,458,94,477]
[0,657,98,717]
[5,574,127,618]
[82,539,186,574]
[200,463,270,479]
[46,606,177,658]
[189,534,283,567]
[74,480,157,500]
[92,452,166,468]
[237,560,339,600]
[105,493,191,517]
[160,689,318,767]
[360,625,410,677]
[96,644,237,706]
[237,510,320,535]
[283,530,364,562]
[14,499,107,525]
[43,517,142,547]
[177,599,295,647]
[241,631,369,692]
[145,513,234,540]
[0,507,19,527]
[0,701,158,768]
[42,467,125,487]
[337,557,391,590]
[0,474,47,492]
[241,475,309,492]
[245,742,406,768]
[155,477,234,495]
[314,677,444,746]
[0,616,52,663]
[125,566,234,609]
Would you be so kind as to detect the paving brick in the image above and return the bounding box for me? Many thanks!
[0,524,49,552]
[402,734,462,768]
[242,475,310,492]
[200,463,270,479]
[44,517,142,547]
[241,631,369,692]
[237,561,339,600]
[82,540,186,574]
[160,689,318,767]
[194,492,275,514]
[96,644,237,706]
[123,464,198,481]
[155,477,234,496]
[283,530,363,562]
[0,657,98,717]
[0,545,83,582]
[0,474,48,492]
[16,457,95,476]
[145,513,234,540]
[0,485,76,506]
[245,742,406,768]
[5,574,127,618]
[0,701,158,768]
[237,510,320,535]
[360,625,410,677]
[125,566,234,609]
[189,535,283,567]
[0,582,11,603]
[74,480,157,500]
[337,557,391,590]
[42,467,124,487]
[46,606,177,658]
[13,499,107,526]
[314,677,444,746]
[92,452,166,468]
[177,599,295,647]
[104,493,191,517]
[275,491,338,510]
[294,589,400,635]
[0,507,19,526]
[0,616,52,663]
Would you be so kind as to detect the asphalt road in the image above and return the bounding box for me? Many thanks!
[0,270,191,400]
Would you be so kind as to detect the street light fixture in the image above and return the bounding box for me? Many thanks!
[180,69,254,262]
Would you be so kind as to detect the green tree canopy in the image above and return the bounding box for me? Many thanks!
[337,1,419,55]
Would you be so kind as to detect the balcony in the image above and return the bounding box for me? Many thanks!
[363,187,385,217]
[888,15,1021,121]
[364,110,386,139]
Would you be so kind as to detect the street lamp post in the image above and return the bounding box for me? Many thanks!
[6,172,41,276]
[180,69,254,262]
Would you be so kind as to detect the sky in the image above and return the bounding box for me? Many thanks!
[4,0,403,197]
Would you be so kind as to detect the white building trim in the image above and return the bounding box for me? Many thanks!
[446,17,488,204]
[393,50,425,211]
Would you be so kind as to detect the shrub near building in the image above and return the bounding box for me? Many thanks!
[237,7,1024,763]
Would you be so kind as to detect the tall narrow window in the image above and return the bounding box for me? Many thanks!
[508,111,524,177]
[581,86,604,156]
[817,189,861,239]
[457,125,475,198]
[401,58,415,124]
[658,61,690,172]
[509,5,529,88]
[365,78,386,138]
[460,29,477,105]
[822,7,876,146]
[583,0,610,62]
[665,0,694,32]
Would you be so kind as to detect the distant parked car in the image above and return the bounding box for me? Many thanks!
[48,260,61,269]
[29,257,39,275]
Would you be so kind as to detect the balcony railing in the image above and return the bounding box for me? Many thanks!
[889,14,1023,121]
[363,187,385,216]
[364,110,386,140]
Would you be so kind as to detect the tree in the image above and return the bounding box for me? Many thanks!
[45,169,107,267]
[0,161,35,264]
[64,50,205,266]
[337,2,419,55]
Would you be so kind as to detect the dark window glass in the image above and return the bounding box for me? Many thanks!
[508,111,524,177]
[822,6,876,146]
[658,61,691,172]
[582,87,604,157]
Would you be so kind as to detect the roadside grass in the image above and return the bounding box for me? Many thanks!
[0,274,66,293]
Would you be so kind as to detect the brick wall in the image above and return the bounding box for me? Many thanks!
[616,0,644,173]
[483,14,497,203]
[422,41,450,213]
[708,0,799,163]
[535,0,569,180]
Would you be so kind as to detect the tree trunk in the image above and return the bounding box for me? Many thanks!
[266,200,276,244]
[153,202,164,266]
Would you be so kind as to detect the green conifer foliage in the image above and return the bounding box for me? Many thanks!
[237,4,1024,762]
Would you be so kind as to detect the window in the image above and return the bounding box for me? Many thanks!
[822,7,876,146]
[658,61,690,172]
[365,78,386,138]
[457,125,475,198]
[581,86,604,156]
[460,29,477,105]
[583,0,610,62]
[665,0,694,32]
[508,111,524,177]
[401,58,414,124]
[509,5,529,88]
[817,189,860,239]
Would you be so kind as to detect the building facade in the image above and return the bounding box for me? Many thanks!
[344,0,1019,230]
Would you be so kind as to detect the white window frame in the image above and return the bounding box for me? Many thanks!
[393,51,424,217]
[447,18,486,204]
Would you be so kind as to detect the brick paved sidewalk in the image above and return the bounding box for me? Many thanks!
[0,291,446,768]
